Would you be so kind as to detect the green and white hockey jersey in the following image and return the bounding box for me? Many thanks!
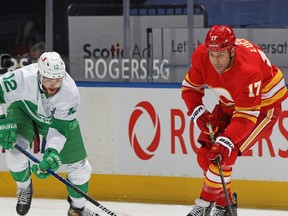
[0,63,86,163]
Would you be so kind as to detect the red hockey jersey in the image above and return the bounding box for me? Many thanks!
[182,38,288,148]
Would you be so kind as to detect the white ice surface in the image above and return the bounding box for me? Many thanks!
[0,197,288,216]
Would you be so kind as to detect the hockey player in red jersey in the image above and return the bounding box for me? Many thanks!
[182,25,288,216]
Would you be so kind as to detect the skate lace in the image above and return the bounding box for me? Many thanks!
[83,208,100,216]
[211,207,226,216]
[188,205,205,216]
[17,187,32,205]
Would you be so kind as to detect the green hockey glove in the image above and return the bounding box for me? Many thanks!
[32,148,62,179]
[31,164,51,179]
[0,118,17,150]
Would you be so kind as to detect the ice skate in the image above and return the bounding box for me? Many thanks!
[211,205,237,216]
[16,181,33,215]
[68,206,101,216]
[211,193,238,216]
[211,206,227,216]
[67,197,100,216]
[186,198,214,216]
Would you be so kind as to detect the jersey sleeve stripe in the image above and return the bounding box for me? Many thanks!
[262,77,286,99]
[183,74,203,87]
[235,105,261,111]
[262,69,284,94]
[182,79,205,93]
[239,108,274,152]
[261,87,287,107]
[233,112,258,123]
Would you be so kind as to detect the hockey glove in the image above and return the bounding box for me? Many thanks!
[0,117,17,150]
[32,148,62,179]
[208,136,234,165]
[190,105,219,135]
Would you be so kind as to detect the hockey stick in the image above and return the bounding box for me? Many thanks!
[214,157,233,216]
[207,124,233,216]
[14,144,118,216]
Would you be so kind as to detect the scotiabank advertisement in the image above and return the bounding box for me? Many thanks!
[76,87,288,181]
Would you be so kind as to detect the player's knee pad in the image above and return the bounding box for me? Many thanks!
[67,159,92,185]
[5,135,30,172]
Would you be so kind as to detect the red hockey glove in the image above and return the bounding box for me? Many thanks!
[190,105,219,135]
[208,136,234,165]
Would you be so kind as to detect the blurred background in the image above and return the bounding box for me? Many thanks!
[0,0,287,83]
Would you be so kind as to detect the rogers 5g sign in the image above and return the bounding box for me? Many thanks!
[83,43,170,81]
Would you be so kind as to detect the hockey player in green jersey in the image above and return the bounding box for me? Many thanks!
[0,52,99,216]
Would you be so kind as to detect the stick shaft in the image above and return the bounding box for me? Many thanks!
[14,144,118,216]
[216,160,233,216]
[207,124,233,216]
[206,123,215,143]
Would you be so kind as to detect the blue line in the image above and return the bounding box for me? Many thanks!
[76,81,288,89]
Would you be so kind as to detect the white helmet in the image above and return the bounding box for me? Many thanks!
[38,52,66,89]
